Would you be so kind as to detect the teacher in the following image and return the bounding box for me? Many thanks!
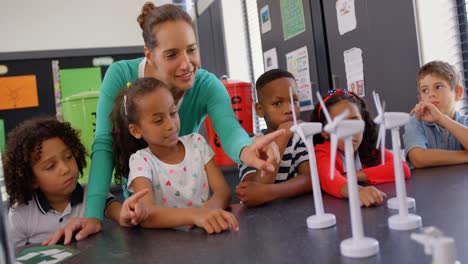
[46,2,283,244]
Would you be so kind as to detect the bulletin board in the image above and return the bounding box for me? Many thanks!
[0,47,144,136]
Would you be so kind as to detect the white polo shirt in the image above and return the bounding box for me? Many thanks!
[8,184,115,247]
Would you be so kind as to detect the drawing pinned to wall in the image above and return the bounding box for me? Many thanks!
[286,46,313,111]
[260,5,272,34]
[263,48,278,71]
[344,47,365,97]
[280,0,306,40]
[0,75,39,111]
[336,0,357,35]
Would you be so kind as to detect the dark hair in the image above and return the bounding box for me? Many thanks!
[137,2,193,50]
[255,69,295,101]
[310,91,380,167]
[111,77,170,182]
[3,117,86,207]
[416,60,460,90]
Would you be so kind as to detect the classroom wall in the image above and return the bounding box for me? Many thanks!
[0,0,172,53]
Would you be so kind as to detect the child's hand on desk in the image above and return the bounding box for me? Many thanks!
[358,186,386,207]
[42,217,102,245]
[235,181,272,207]
[119,188,151,227]
[192,208,239,234]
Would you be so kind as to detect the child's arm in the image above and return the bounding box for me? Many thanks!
[235,161,312,207]
[404,106,468,168]
[132,177,238,233]
[412,102,468,150]
[408,148,468,168]
[357,149,411,183]
[315,145,348,198]
[201,158,231,209]
[315,144,386,207]
[103,189,150,227]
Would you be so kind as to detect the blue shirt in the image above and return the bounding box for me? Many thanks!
[403,111,468,166]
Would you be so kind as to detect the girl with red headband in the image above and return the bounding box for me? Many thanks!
[311,89,410,207]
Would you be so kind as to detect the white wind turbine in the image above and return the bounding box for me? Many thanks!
[373,91,416,210]
[373,91,422,230]
[288,87,336,229]
[317,92,379,258]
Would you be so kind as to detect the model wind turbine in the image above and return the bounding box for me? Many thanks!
[288,87,336,229]
[373,91,416,210]
[317,92,379,258]
[372,91,422,230]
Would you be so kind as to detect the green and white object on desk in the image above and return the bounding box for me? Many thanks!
[317,92,379,258]
[372,91,422,231]
[16,245,79,264]
[289,87,336,229]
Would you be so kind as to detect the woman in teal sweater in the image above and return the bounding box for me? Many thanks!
[45,3,283,244]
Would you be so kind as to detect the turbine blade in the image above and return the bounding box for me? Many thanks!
[333,109,349,124]
[289,86,298,126]
[330,134,338,180]
[372,91,382,114]
[376,125,382,150]
[381,129,386,164]
[316,91,332,124]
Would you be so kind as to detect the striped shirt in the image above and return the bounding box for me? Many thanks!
[239,130,308,182]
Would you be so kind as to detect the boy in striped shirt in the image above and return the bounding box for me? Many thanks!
[236,69,312,207]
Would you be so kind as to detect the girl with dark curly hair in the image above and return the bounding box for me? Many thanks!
[3,117,149,247]
[310,89,410,207]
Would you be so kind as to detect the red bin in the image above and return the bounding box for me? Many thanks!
[205,78,253,167]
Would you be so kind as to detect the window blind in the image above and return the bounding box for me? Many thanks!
[456,0,468,113]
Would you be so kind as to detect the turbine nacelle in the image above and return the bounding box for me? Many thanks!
[290,123,323,137]
[374,112,410,129]
[325,120,365,139]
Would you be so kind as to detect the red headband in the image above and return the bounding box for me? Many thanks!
[317,88,356,119]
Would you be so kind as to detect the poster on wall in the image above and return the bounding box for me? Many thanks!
[280,0,306,40]
[343,47,365,97]
[260,5,272,34]
[263,48,278,71]
[286,46,313,111]
[0,75,39,111]
[336,0,357,35]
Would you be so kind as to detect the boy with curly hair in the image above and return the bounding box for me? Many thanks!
[3,117,148,247]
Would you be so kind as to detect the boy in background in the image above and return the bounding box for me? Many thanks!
[235,69,311,206]
[403,61,468,168]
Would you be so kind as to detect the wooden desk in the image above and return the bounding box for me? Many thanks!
[34,165,468,263]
